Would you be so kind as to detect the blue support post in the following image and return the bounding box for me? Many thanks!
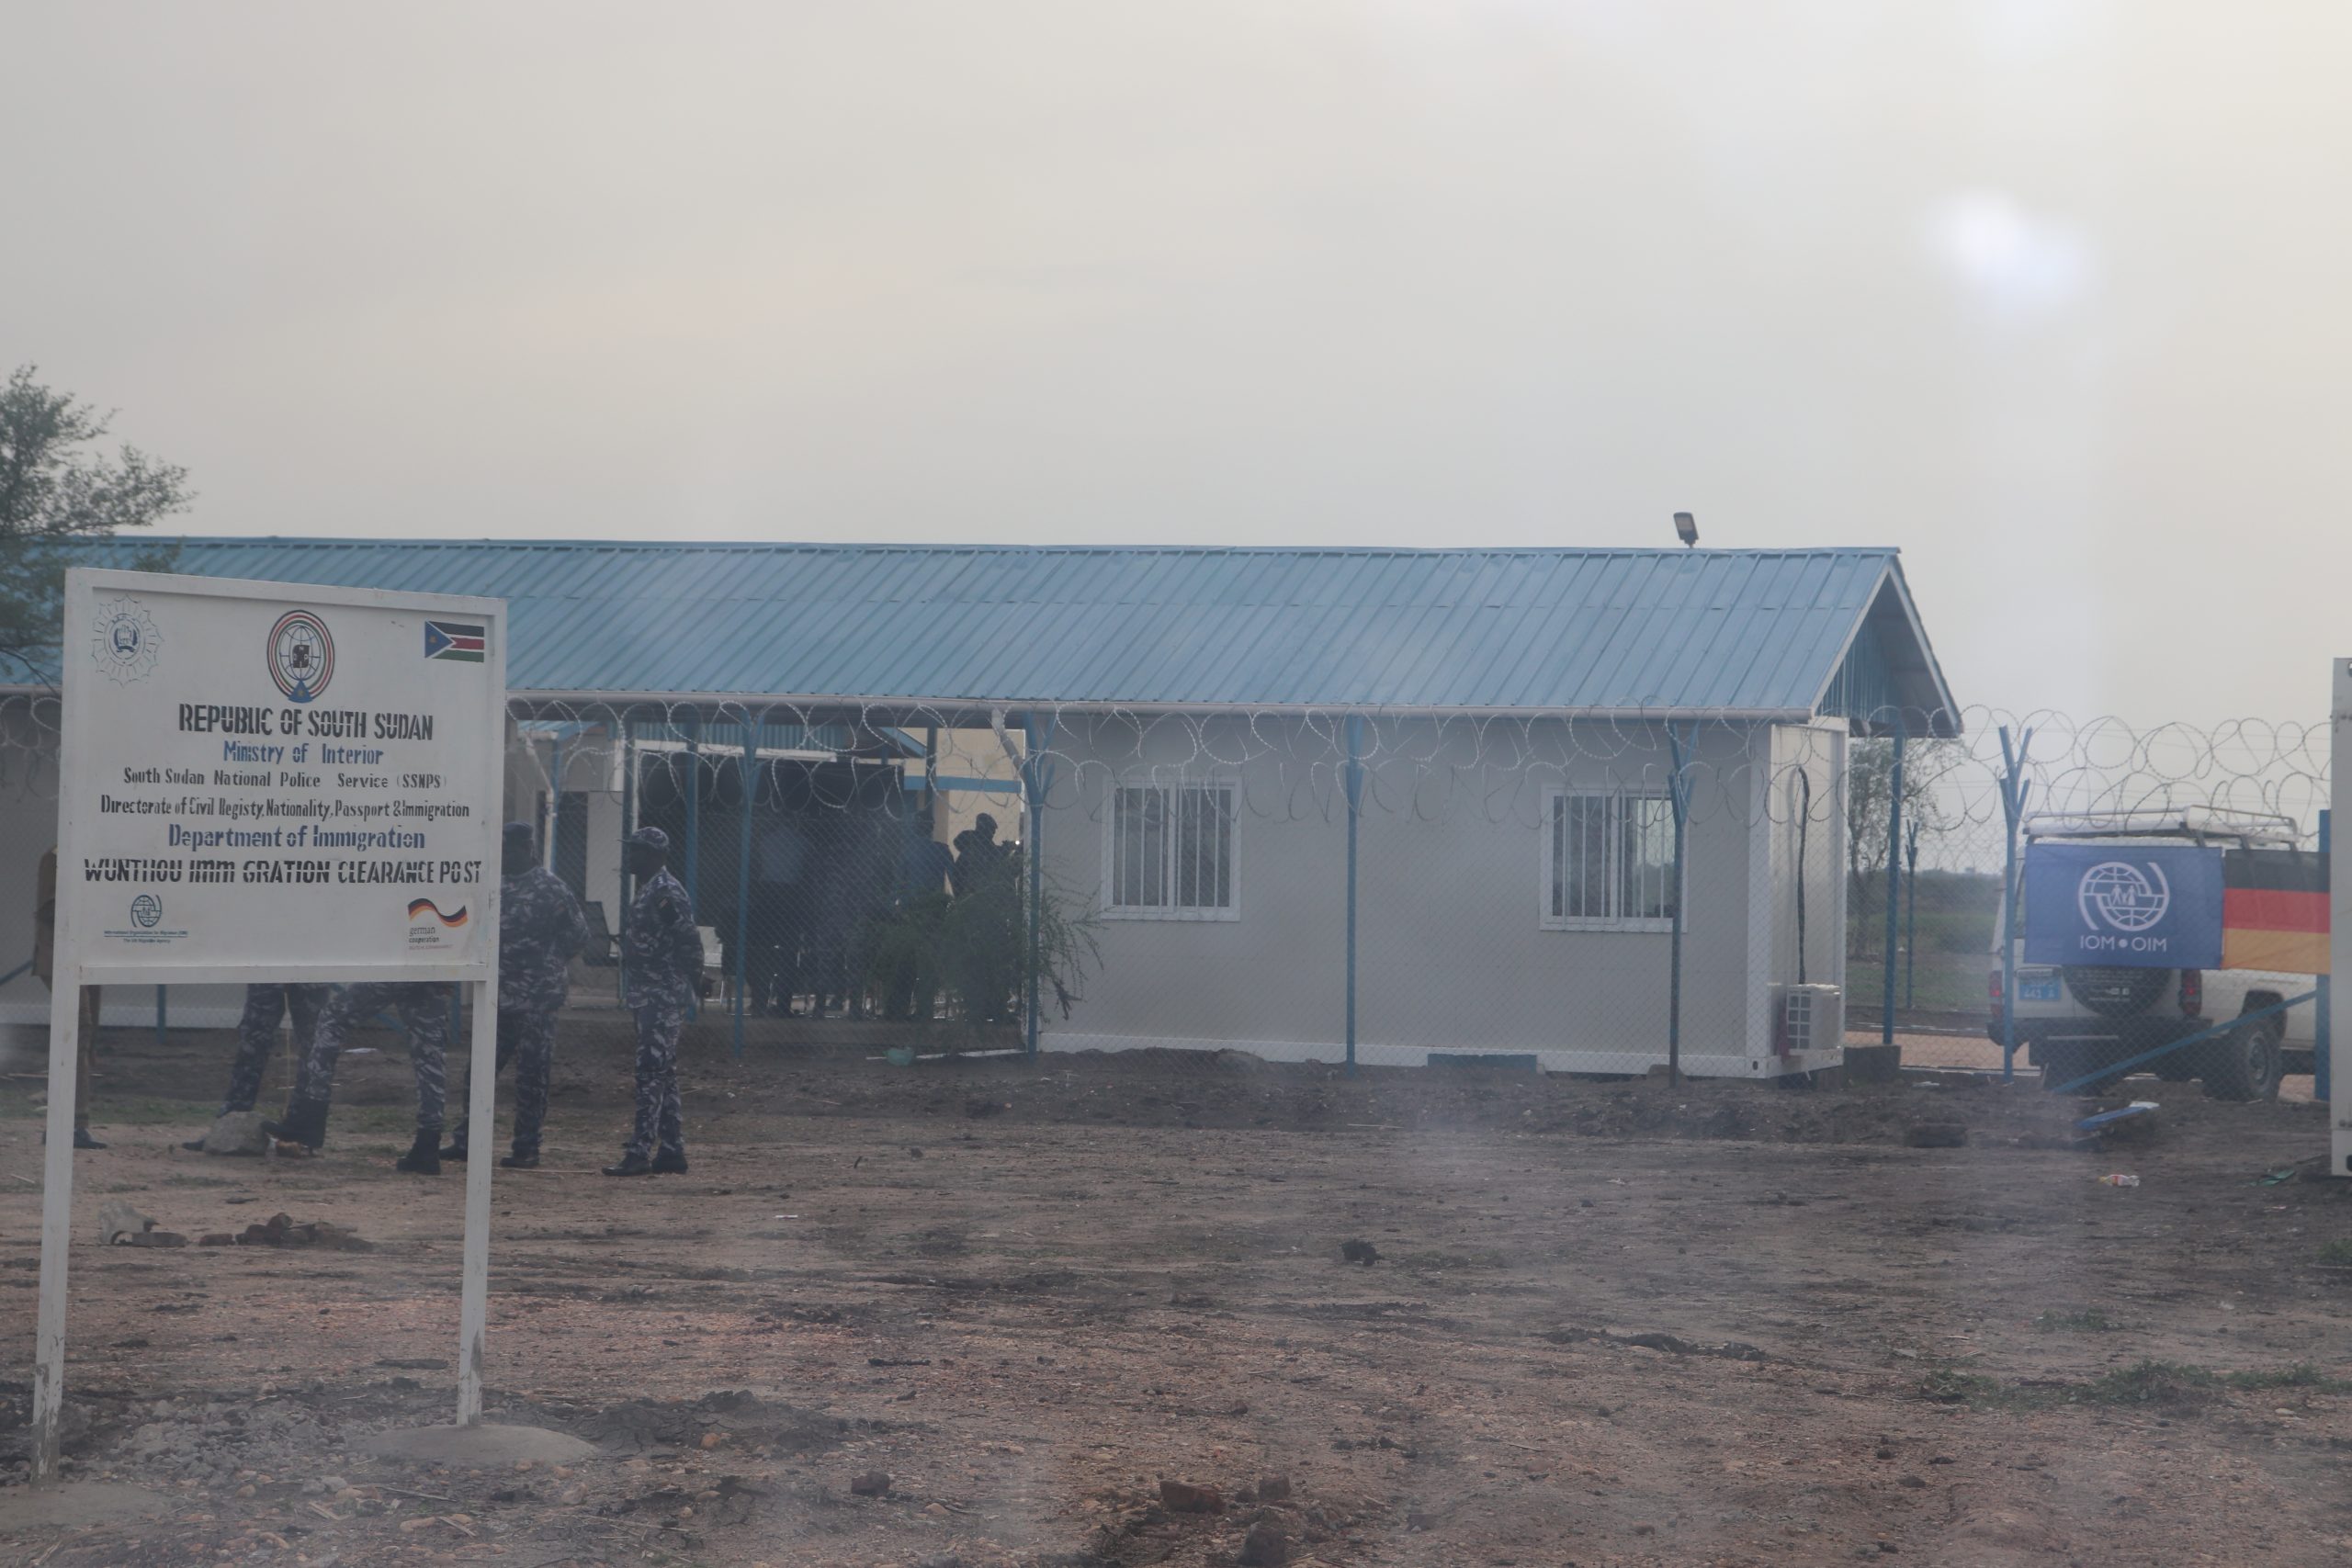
[547,733,565,872]
[617,713,635,1006]
[684,711,702,913]
[735,716,755,1058]
[2319,809,2333,1103]
[1344,713,1363,1076]
[1023,715,1056,1059]
[1882,717,1905,1046]
[1996,727,2033,1083]
[1666,724,1693,1087]
[683,711,701,1021]
[1024,717,1040,1059]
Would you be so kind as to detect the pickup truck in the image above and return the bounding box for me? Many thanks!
[1987,808,2316,1100]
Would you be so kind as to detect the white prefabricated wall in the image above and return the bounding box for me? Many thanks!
[2,703,1855,1072]
[1038,714,1849,1076]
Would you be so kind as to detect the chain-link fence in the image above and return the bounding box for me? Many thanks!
[0,691,2330,1095]
[1840,714,2328,1095]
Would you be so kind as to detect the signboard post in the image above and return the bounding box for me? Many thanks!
[30,569,506,1479]
[2335,660,2352,1175]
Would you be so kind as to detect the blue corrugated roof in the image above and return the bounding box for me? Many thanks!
[11,539,1956,728]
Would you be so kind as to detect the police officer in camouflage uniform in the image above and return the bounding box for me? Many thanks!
[182,984,331,1151]
[443,823,587,1169]
[264,980,457,1173]
[605,826,700,1177]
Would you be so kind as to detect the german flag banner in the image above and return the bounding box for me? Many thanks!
[2222,848,2329,975]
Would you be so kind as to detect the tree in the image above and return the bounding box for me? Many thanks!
[852,849,1102,1037]
[0,366,191,678]
[1846,735,1959,958]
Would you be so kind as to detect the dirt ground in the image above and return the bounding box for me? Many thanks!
[5,1010,2352,1567]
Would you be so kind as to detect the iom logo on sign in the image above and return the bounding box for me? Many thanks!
[2025,843,2219,969]
[130,894,162,929]
[2077,861,2171,933]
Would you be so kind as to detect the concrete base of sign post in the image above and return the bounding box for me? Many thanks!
[0,1480,171,1532]
[364,1424,595,1467]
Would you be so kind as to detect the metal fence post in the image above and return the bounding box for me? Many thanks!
[736,715,754,1058]
[1881,716,1905,1046]
[1996,726,2033,1084]
[1904,817,1921,1011]
[1344,712,1363,1076]
[2319,808,2333,1103]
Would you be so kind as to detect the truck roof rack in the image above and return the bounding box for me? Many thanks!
[2020,807,2303,848]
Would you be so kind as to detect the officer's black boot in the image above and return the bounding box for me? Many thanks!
[650,1147,688,1175]
[396,1129,442,1175]
[439,1137,469,1163]
[500,1148,539,1169]
[603,1153,652,1177]
[262,1099,329,1152]
[73,1127,106,1150]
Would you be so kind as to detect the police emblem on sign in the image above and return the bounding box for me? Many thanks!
[266,610,335,703]
[90,597,162,685]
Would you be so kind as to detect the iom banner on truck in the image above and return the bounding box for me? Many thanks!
[2023,843,2224,970]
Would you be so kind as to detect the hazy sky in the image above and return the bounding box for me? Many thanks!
[6,1,2347,727]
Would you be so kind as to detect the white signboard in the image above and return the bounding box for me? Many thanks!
[30,569,508,1481]
[58,569,504,982]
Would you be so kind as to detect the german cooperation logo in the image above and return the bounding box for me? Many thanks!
[91,597,162,684]
[406,899,468,950]
[266,609,335,703]
[2075,860,2172,950]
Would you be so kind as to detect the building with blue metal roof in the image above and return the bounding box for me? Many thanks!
[3,537,1953,1078]
[3,538,1957,734]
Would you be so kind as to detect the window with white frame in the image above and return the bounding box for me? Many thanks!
[1544,789,1679,931]
[1107,779,1237,917]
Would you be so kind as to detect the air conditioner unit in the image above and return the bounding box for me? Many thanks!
[1773,984,1845,1056]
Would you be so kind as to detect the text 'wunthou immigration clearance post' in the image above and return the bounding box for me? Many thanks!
[60,570,505,982]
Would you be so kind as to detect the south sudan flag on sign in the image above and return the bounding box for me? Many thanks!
[2222,847,2329,975]
[424,621,486,662]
